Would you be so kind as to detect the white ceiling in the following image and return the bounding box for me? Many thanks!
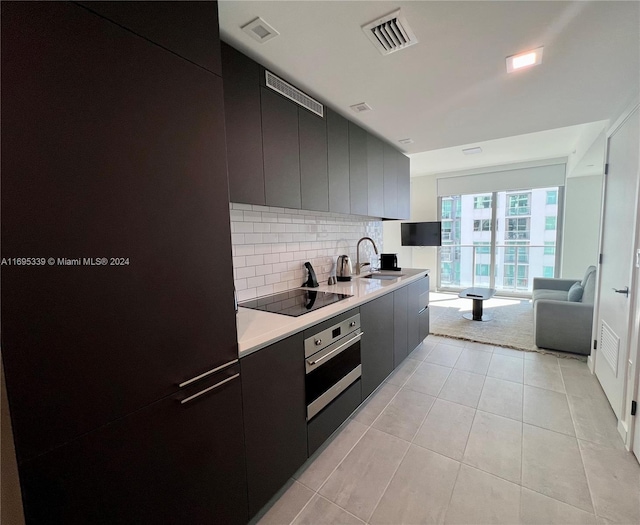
[219,1,639,174]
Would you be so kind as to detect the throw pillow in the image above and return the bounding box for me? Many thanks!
[568,282,584,302]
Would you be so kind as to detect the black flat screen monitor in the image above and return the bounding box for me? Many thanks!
[401,222,442,246]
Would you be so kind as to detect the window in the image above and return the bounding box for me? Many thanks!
[517,265,529,288]
[505,243,529,263]
[473,219,492,232]
[473,196,491,209]
[506,218,530,240]
[543,266,554,278]
[507,193,531,216]
[474,242,491,254]
[475,264,490,276]
[546,190,558,205]
[544,242,555,255]
[545,216,557,230]
[441,246,453,262]
[442,221,453,240]
[442,199,453,219]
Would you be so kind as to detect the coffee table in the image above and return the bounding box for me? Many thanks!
[458,287,496,321]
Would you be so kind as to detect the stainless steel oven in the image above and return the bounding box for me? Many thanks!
[304,313,362,421]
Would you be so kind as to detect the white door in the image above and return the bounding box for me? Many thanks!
[595,106,639,420]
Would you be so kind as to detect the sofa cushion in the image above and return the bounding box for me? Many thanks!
[533,289,568,302]
[568,282,584,302]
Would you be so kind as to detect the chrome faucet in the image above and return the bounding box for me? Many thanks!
[356,237,379,275]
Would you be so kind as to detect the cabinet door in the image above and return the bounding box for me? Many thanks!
[300,109,329,212]
[241,333,307,518]
[20,366,248,525]
[419,307,430,343]
[407,280,421,353]
[222,43,265,204]
[367,133,385,218]
[349,122,368,216]
[78,0,221,76]
[327,109,351,214]
[361,294,394,399]
[393,286,409,367]
[383,143,398,219]
[261,87,301,209]
[397,152,411,219]
[1,2,237,462]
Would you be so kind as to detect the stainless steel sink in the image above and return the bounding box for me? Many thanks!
[362,273,404,280]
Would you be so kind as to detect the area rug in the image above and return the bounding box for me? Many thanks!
[428,292,538,352]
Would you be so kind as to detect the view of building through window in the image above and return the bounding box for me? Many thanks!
[439,188,560,294]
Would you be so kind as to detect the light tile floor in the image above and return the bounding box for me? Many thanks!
[255,336,640,525]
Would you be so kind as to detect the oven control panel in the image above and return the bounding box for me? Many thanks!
[304,313,361,358]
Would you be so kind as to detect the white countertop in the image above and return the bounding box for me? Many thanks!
[236,268,429,357]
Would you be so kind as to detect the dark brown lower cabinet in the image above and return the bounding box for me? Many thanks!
[241,333,307,518]
[361,293,395,399]
[20,365,248,525]
[419,306,430,343]
[393,285,409,367]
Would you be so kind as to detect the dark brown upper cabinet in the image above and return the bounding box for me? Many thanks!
[78,1,222,76]
[261,87,302,209]
[367,133,385,218]
[397,152,411,219]
[299,109,329,212]
[384,143,399,219]
[1,1,236,462]
[349,122,368,216]
[222,42,265,205]
[327,108,351,214]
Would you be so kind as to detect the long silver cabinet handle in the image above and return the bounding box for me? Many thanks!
[307,332,363,367]
[179,359,238,388]
[180,373,240,405]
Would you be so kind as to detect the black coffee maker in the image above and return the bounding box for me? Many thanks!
[380,253,399,271]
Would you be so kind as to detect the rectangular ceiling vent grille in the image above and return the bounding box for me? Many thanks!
[362,9,418,56]
[265,71,323,117]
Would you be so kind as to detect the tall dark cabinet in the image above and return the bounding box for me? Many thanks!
[261,87,302,209]
[349,122,368,216]
[1,2,247,523]
[327,108,351,214]
[367,133,385,218]
[299,109,329,212]
[222,42,265,205]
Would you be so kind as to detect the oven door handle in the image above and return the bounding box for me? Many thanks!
[307,331,363,368]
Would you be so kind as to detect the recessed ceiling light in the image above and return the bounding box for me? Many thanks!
[506,46,544,73]
[463,147,482,155]
[241,17,280,44]
[350,102,372,113]
[398,138,414,145]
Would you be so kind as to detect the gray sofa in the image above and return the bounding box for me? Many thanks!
[532,266,596,355]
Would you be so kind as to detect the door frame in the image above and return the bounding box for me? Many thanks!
[591,98,640,449]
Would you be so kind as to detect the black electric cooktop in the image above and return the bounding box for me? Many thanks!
[239,289,352,317]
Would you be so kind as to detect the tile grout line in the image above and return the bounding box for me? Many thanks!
[364,439,412,524]
[561,359,600,519]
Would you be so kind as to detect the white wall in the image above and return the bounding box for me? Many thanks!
[561,175,604,277]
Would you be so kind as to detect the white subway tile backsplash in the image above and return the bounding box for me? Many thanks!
[236,266,256,279]
[230,202,383,302]
[246,276,265,288]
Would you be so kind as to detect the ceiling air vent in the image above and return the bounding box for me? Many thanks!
[350,102,372,113]
[265,71,324,117]
[362,9,418,56]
